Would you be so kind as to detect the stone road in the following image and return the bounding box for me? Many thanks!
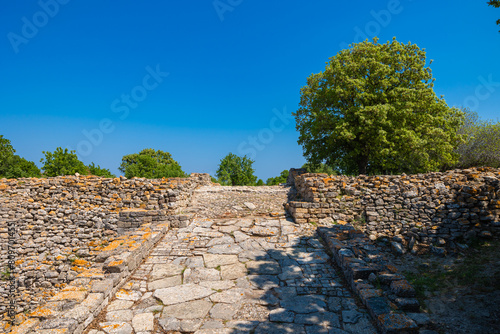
[85,188,377,334]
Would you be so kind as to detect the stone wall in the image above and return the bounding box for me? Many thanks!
[0,173,211,321]
[288,168,500,253]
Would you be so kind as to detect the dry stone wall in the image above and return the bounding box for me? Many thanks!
[0,173,211,324]
[288,168,500,253]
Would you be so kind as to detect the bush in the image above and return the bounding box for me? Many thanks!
[119,148,187,179]
[216,153,257,186]
[453,109,500,168]
[40,147,88,177]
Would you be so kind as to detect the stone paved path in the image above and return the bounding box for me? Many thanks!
[85,187,377,334]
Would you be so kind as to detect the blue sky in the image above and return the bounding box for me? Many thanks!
[1,0,499,180]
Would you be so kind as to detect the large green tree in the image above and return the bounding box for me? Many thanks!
[119,148,187,179]
[0,135,41,178]
[216,153,257,186]
[294,38,464,175]
[452,108,500,168]
[41,147,88,176]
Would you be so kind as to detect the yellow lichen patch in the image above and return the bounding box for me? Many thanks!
[9,318,40,334]
[108,259,124,267]
[29,306,57,318]
[71,266,87,273]
[50,291,86,302]
[101,240,123,251]
[62,285,87,292]
[337,220,348,225]
[0,184,8,190]
[73,259,91,267]
[77,268,104,279]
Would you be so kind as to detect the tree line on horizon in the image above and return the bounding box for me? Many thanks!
[1,38,499,184]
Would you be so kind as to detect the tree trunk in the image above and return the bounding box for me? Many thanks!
[357,155,369,175]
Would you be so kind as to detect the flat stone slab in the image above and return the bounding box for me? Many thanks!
[221,263,247,280]
[151,263,185,280]
[208,244,243,255]
[254,322,306,333]
[246,260,281,275]
[210,288,246,304]
[132,312,154,332]
[183,267,221,283]
[107,300,134,311]
[209,303,240,320]
[199,280,235,291]
[280,295,327,314]
[153,284,216,305]
[148,275,182,290]
[162,299,213,319]
[204,254,239,268]
[294,311,340,327]
[100,321,133,334]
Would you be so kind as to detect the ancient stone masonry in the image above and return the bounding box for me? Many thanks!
[288,167,500,253]
[0,173,211,328]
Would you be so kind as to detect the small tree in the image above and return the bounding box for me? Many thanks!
[256,179,264,186]
[119,148,187,179]
[216,153,257,186]
[0,135,15,163]
[294,38,464,175]
[88,162,115,178]
[266,170,289,185]
[41,147,88,176]
[452,109,500,168]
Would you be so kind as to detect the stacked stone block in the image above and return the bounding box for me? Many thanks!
[0,173,211,325]
[288,168,500,251]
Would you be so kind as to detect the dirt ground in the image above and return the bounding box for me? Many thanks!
[386,238,500,334]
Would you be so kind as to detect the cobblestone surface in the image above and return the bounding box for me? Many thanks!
[84,188,377,334]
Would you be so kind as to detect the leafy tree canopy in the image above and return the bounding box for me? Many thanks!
[215,153,257,186]
[266,170,289,185]
[0,135,41,178]
[119,148,187,179]
[88,162,115,178]
[256,179,264,186]
[41,147,88,177]
[489,1,500,31]
[452,108,500,168]
[294,37,464,175]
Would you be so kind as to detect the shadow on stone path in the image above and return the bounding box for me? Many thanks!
[85,214,377,334]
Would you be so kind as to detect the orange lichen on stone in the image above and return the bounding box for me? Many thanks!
[101,240,123,251]
[9,318,40,334]
[29,306,58,318]
[77,268,104,278]
[49,291,86,302]
[108,259,124,267]
[386,265,398,273]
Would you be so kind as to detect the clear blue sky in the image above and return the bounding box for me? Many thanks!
[1,1,499,180]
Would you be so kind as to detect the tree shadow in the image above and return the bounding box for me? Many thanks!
[223,217,376,334]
